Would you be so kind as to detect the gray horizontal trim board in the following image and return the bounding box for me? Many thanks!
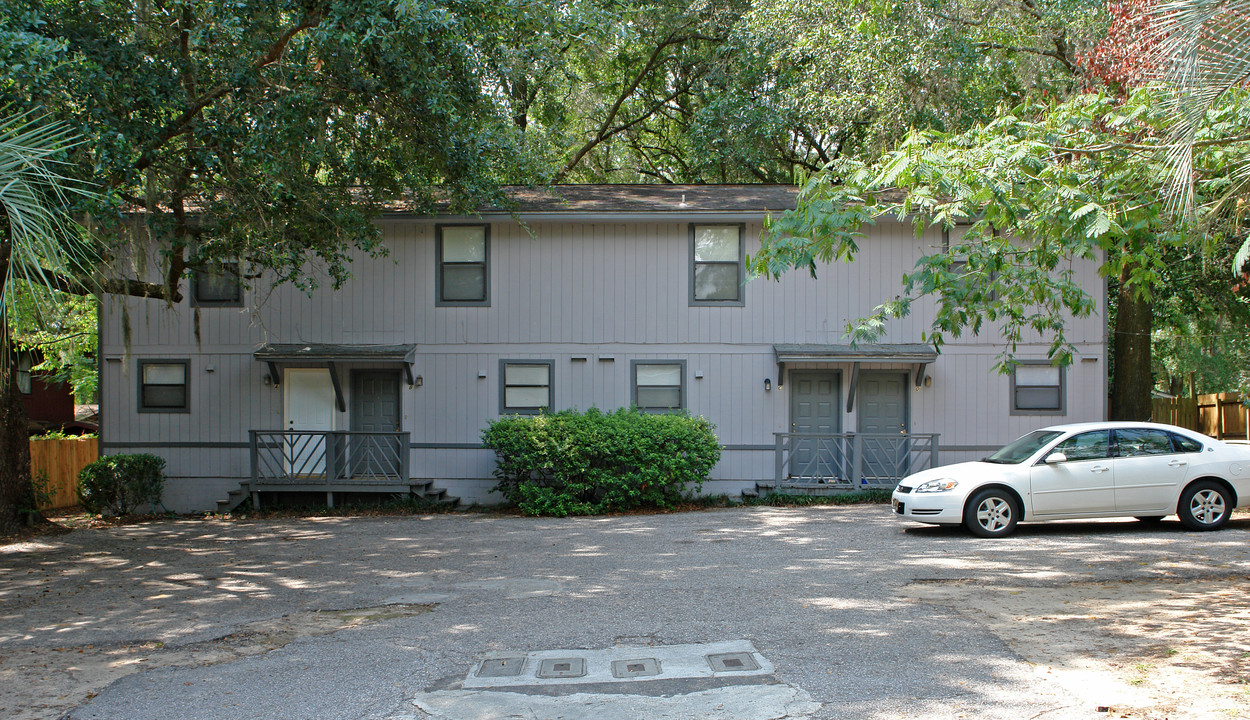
[386,211,780,223]
[721,444,774,451]
[940,445,1002,452]
[101,441,251,449]
[410,442,486,450]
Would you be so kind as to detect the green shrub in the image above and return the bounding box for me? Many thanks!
[77,454,166,515]
[482,408,721,516]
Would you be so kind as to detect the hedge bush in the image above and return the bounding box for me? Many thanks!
[77,454,166,515]
[482,408,721,516]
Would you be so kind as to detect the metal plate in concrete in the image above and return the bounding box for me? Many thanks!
[476,657,527,678]
[537,657,587,679]
[461,640,773,689]
[707,652,761,672]
[611,658,661,678]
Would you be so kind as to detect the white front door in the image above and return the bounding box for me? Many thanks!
[284,368,336,475]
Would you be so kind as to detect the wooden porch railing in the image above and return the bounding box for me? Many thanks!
[249,430,411,507]
[773,432,940,487]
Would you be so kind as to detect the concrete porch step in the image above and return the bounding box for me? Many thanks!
[213,479,461,513]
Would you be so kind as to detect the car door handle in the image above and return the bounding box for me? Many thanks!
[1168,460,1187,467]
[1090,465,1110,473]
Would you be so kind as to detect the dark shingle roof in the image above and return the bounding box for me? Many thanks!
[484,185,799,214]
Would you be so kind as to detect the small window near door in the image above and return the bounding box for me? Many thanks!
[192,261,242,306]
[1010,362,1064,414]
[139,360,190,412]
[632,360,684,411]
[690,224,744,305]
[501,361,553,414]
[437,224,489,305]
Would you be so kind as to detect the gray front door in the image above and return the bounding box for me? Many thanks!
[789,371,841,481]
[349,371,402,478]
[857,371,908,481]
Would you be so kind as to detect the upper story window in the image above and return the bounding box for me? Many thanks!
[16,354,32,395]
[192,261,242,307]
[437,224,489,306]
[500,361,553,414]
[139,360,190,412]
[632,360,685,411]
[1010,362,1064,415]
[690,224,744,306]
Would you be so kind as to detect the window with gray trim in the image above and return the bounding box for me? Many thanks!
[1011,362,1064,414]
[690,224,744,305]
[632,360,685,411]
[139,361,189,412]
[501,361,553,413]
[192,261,242,306]
[437,224,489,305]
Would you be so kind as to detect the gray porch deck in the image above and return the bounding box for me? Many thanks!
[247,430,422,508]
[771,432,940,490]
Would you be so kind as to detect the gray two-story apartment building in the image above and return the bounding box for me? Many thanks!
[98,185,1107,512]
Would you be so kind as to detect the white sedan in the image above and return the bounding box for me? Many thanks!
[891,421,1250,537]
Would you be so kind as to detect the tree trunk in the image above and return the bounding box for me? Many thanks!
[0,349,35,534]
[0,239,37,534]
[1110,263,1154,421]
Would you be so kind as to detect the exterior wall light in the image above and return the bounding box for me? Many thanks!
[415,375,424,387]
[764,378,772,391]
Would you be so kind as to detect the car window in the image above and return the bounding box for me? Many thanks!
[1053,430,1110,461]
[986,430,1065,463]
[1168,432,1203,453]
[1115,429,1175,457]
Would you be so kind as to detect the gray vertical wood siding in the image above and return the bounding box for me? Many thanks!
[99,216,1107,510]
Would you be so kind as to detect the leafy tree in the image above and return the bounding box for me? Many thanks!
[564,0,1109,183]
[0,0,545,530]
[0,113,99,533]
[10,286,97,402]
[752,88,1250,420]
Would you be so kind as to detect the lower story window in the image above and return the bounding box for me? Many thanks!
[140,361,189,412]
[1012,363,1063,414]
[633,361,684,411]
[501,361,552,413]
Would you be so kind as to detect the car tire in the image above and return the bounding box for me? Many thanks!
[1134,516,1165,524]
[1177,481,1232,531]
[964,488,1019,538]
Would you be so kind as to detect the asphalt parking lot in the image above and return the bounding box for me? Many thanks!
[3,506,1249,720]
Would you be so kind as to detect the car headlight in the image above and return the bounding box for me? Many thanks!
[914,479,958,493]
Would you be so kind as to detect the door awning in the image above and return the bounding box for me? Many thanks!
[253,343,418,410]
[773,343,938,397]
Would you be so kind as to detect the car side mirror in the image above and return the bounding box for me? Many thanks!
[1044,452,1067,464]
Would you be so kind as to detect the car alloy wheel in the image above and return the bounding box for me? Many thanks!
[964,489,1019,538]
[1177,481,1231,531]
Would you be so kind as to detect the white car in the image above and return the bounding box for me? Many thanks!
[892,421,1250,537]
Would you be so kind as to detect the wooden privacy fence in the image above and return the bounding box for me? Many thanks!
[29,437,97,510]
[1152,393,1249,440]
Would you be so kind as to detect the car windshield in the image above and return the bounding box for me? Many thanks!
[984,430,1065,464]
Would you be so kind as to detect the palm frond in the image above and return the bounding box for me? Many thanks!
[1146,0,1250,215]
[0,112,100,330]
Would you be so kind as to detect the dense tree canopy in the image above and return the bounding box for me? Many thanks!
[752,89,1250,417]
